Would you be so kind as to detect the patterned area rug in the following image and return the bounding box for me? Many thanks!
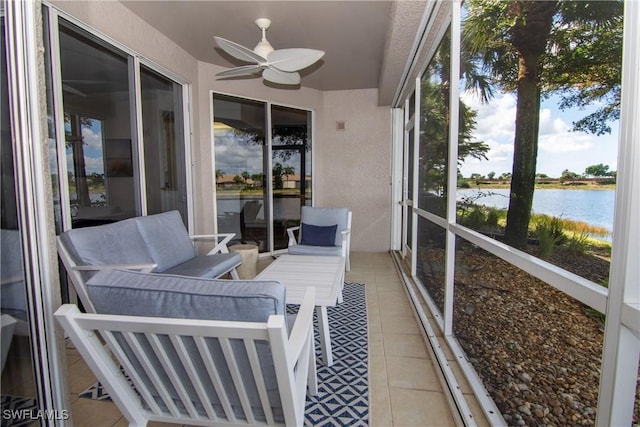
[0,395,38,427]
[79,282,369,426]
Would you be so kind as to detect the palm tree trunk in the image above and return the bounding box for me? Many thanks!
[505,54,540,249]
[503,1,557,249]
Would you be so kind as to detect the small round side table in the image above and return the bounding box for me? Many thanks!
[229,244,259,279]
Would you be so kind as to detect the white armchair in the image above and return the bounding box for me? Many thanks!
[287,207,352,271]
[55,268,317,426]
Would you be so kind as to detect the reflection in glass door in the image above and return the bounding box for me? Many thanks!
[1,12,37,415]
[271,105,312,251]
[59,20,137,228]
[140,65,187,219]
[213,94,268,251]
[213,94,312,254]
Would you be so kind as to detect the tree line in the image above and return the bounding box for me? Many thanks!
[462,163,616,182]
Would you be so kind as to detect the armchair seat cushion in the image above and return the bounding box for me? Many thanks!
[288,244,343,257]
[162,252,241,279]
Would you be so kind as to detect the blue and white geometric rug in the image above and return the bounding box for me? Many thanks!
[302,282,369,426]
[79,282,369,426]
[0,395,39,427]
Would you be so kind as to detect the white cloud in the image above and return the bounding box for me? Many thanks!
[539,133,593,154]
[462,92,516,142]
[81,126,103,150]
[485,139,514,162]
[65,153,104,175]
[459,91,619,177]
[214,133,263,175]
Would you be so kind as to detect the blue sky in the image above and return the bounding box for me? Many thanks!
[459,92,620,178]
[66,119,104,175]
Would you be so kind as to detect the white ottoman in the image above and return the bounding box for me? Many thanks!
[229,244,259,279]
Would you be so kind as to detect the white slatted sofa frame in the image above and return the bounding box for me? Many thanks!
[55,287,316,427]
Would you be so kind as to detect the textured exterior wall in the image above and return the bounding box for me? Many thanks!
[316,89,391,252]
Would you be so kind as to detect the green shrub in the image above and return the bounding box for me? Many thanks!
[486,208,500,228]
[533,215,567,245]
[566,229,590,254]
[465,208,486,228]
[536,226,561,258]
[534,216,566,258]
[458,179,471,189]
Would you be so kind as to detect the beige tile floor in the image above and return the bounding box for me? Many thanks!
[64,252,461,426]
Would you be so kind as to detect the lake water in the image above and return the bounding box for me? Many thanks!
[457,188,615,237]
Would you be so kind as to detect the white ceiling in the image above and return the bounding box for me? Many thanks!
[120,1,426,101]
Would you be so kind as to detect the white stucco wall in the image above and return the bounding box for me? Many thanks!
[48,1,393,252]
[317,89,392,252]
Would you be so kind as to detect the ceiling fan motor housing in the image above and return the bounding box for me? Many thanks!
[253,18,274,58]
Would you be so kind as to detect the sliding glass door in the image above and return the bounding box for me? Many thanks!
[213,94,268,250]
[213,94,312,253]
[1,11,37,409]
[271,105,312,251]
[50,17,190,232]
[58,21,138,228]
[140,65,187,219]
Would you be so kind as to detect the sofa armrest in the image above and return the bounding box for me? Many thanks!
[190,233,235,255]
[286,226,300,247]
[72,263,157,273]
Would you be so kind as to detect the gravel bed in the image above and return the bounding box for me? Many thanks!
[417,244,640,426]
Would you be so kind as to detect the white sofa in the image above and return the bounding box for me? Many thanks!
[55,268,317,426]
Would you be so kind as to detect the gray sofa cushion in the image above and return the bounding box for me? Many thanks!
[162,253,241,279]
[134,211,196,272]
[59,219,153,267]
[85,268,285,320]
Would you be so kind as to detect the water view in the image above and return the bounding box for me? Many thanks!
[457,188,615,238]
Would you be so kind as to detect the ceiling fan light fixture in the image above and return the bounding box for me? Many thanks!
[254,39,274,58]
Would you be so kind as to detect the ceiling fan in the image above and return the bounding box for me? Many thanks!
[62,80,111,97]
[214,18,324,85]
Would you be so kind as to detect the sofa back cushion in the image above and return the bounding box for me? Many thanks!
[59,219,153,268]
[86,269,287,421]
[134,211,196,272]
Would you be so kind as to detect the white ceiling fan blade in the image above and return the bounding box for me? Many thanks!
[262,68,300,85]
[267,49,325,72]
[216,65,264,78]
[62,84,87,97]
[214,36,266,64]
